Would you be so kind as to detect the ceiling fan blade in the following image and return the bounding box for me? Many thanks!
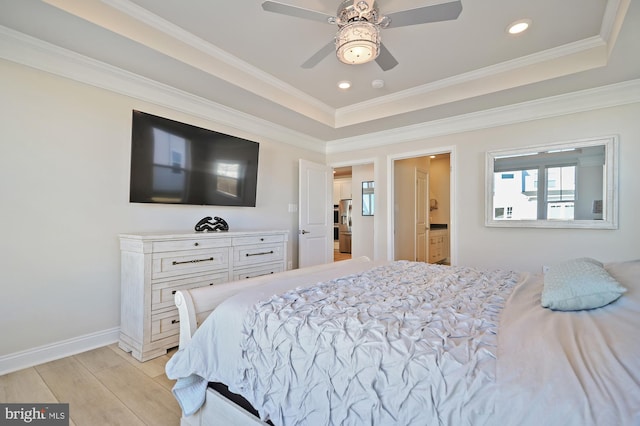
[301,40,335,68]
[376,43,398,71]
[384,0,462,28]
[262,1,334,24]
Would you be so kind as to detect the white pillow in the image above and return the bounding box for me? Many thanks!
[541,257,627,311]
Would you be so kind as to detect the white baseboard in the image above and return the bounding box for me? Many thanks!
[0,327,120,376]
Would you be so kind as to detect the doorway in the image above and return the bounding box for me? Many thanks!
[392,152,452,264]
[331,162,376,262]
[333,166,352,261]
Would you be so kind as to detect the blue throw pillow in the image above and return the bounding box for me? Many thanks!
[541,258,627,311]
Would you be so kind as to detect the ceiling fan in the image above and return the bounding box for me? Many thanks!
[262,0,462,71]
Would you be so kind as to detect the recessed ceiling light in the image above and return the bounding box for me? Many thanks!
[371,79,384,89]
[338,80,352,90]
[507,19,532,35]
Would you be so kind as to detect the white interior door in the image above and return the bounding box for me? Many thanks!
[416,169,429,262]
[298,159,333,268]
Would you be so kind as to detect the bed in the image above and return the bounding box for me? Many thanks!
[165,256,640,426]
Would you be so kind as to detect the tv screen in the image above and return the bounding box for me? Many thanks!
[129,110,259,207]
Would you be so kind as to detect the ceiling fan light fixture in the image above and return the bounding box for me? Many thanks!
[335,21,380,65]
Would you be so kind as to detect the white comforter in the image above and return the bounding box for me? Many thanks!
[167,260,521,424]
[166,259,640,426]
[237,261,520,425]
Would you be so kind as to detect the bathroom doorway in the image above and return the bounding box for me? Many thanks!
[392,152,452,264]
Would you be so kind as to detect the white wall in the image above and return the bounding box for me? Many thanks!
[0,59,324,361]
[429,156,450,226]
[350,163,374,259]
[328,102,640,272]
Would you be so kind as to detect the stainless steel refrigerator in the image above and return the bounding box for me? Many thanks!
[338,199,352,253]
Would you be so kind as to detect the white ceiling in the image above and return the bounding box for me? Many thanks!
[1,0,638,145]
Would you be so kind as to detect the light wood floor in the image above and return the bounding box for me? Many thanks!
[0,344,180,426]
[334,250,351,262]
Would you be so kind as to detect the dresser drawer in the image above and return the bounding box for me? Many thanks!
[429,248,443,262]
[151,310,180,342]
[153,237,232,252]
[152,248,229,279]
[232,243,284,268]
[151,272,229,311]
[232,234,285,246]
[232,262,285,281]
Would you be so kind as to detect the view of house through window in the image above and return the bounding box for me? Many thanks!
[493,164,576,221]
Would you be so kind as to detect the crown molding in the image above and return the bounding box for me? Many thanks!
[90,0,336,126]
[326,79,640,154]
[2,23,637,158]
[338,36,606,114]
[0,25,326,153]
[334,36,609,127]
[600,0,629,45]
[41,0,629,130]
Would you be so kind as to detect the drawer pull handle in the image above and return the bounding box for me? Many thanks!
[171,319,180,324]
[246,271,275,279]
[194,242,199,247]
[172,257,214,265]
[246,250,274,257]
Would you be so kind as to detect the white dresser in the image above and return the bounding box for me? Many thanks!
[118,230,288,361]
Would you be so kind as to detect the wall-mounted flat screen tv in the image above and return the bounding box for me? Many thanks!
[129,110,259,207]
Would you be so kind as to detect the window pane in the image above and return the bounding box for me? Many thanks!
[546,166,575,202]
[546,166,575,220]
[493,169,538,220]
